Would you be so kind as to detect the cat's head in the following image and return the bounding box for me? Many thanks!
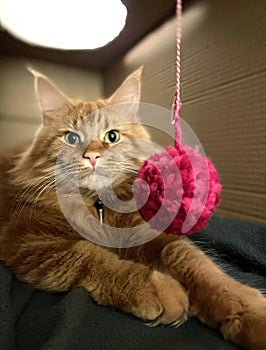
[14,68,151,199]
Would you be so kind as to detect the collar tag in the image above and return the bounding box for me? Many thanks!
[94,198,104,225]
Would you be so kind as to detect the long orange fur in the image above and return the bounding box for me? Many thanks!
[0,68,265,349]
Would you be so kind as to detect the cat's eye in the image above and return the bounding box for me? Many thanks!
[104,130,120,144]
[65,131,81,145]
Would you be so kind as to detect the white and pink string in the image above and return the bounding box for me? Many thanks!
[172,0,182,144]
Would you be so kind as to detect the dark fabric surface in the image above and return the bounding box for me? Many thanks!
[0,215,265,350]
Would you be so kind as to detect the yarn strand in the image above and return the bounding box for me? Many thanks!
[172,0,182,145]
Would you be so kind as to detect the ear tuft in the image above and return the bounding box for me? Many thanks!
[108,67,143,107]
[27,67,70,116]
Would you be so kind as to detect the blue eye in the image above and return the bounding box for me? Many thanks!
[65,131,80,145]
[104,130,120,144]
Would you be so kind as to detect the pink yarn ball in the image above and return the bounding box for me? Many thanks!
[134,142,222,236]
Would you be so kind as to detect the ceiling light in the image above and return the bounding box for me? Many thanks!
[0,0,127,50]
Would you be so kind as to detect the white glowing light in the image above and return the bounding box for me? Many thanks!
[0,0,127,50]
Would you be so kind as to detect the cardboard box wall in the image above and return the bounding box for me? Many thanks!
[104,0,266,223]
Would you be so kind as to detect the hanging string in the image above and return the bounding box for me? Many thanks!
[171,0,182,145]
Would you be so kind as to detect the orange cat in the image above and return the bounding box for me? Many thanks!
[0,68,265,349]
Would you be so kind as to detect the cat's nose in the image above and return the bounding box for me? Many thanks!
[83,151,101,167]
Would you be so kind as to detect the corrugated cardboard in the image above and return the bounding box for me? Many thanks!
[105,0,266,223]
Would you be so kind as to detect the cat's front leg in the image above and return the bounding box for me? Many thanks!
[0,236,188,326]
[85,267,189,327]
[159,238,266,350]
[73,242,189,326]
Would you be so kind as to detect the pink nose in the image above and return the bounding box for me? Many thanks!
[83,151,101,167]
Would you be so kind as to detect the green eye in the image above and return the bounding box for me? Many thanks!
[104,130,120,144]
[65,131,81,145]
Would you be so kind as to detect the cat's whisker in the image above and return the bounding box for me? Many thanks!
[41,165,57,174]
[11,163,88,225]
[34,179,56,203]
[10,165,69,222]
[11,173,57,225]
[11,173,54,211]
[101,160,139,178]
[29,170,76,219]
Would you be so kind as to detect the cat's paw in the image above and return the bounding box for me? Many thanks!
[133,270,189,326]
[221,285,266,350]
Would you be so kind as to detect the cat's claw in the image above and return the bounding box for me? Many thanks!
[145,317,187,328]
[170,311,189,328]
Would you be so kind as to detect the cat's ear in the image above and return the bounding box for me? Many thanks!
[28,68,71,124]
[108,67,143,115]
